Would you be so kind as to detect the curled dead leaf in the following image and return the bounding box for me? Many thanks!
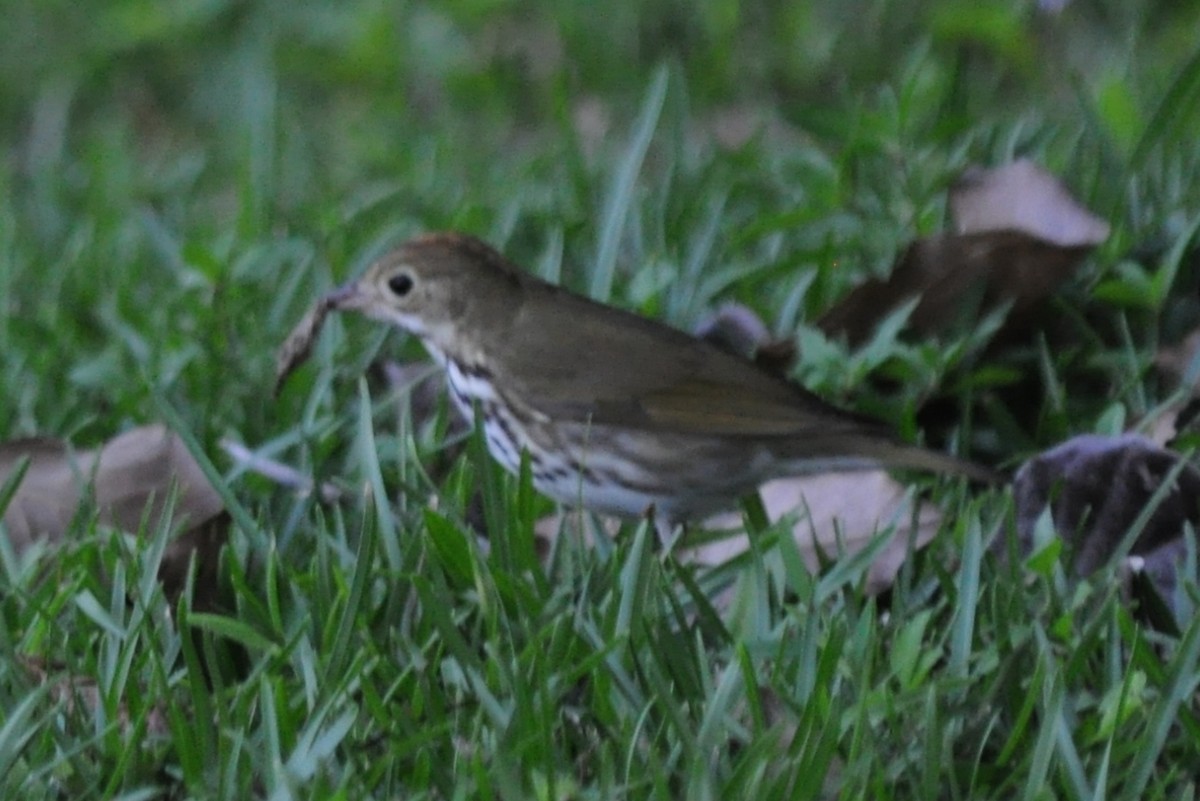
[1008,434,1200,628]
[821,230,1094,343]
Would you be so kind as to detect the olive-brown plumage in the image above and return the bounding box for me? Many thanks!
[318,232,998,528]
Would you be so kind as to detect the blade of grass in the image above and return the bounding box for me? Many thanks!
[356,378,402,573]
[1020,632,1062,801]
[949,515,983,680]
[152,390,261,541]
[0,687,47,784]
[325,501,377,685]
[0,455,30,518]
[1123,612,1200,799]
[1128,43,1200,175]
[590,66,669,301]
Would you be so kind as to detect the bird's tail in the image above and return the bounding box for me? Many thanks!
[778,434,1004,484]
[872,439,1004,484]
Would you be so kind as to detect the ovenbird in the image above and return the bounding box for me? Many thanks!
[283,232,998,531]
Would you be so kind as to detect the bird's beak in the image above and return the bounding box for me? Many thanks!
[324,280,369,312]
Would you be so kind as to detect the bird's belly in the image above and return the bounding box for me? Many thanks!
[442,364,771,522]
[476,410,670,519]
[523,423,769,522]
[528,465,663,520]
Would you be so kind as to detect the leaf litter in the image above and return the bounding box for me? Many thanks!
[820,158,1110,344]
[0,423,226,603]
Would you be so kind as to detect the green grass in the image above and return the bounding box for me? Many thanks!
[4,0,1200,797]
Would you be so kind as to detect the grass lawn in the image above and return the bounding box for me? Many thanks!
[3,1,1200,798]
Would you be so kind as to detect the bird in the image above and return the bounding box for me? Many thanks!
[290,231,999,535]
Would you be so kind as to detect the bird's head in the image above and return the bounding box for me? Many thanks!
[329,232,523,356]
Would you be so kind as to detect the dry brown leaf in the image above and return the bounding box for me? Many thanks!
[690,471,941,595]
[820,160,1109,345]
[0,424,226,601]
[1008,434,1200,629]
[694,303,798,375]
[701,104,802,151]
[950,159,1111,245]
[1141,326,1200,445]
[572,95,612,162]
[535,471,940,598]
[1154,327,1200,390]
[21,656,169,738]
[1142,406,1184,447]
[821,231,1094,343]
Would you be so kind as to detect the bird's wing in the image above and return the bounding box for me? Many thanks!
[495,291,886,438]
[608,376,882,436]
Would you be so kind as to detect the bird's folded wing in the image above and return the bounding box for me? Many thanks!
[524,372,888,437]
[502,295,887,437]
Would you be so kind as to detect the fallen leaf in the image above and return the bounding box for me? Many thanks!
[21,656,169,739]
[534,470,940,599]
[950,159,1110,245]
[694,303,798,375]
[700,104,802,151]
[0,424,226,602]
[1154,326,1200,390]
[820,160,1109,345]
[690,471,941,596]
[690,307,947,596]
[1139,326,1200,445]
[1008,433,1200,628]
[572,95,612,162]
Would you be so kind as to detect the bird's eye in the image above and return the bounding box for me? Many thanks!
[388,272,414,297]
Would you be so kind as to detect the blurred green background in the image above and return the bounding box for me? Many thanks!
[2,0,1199,445]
